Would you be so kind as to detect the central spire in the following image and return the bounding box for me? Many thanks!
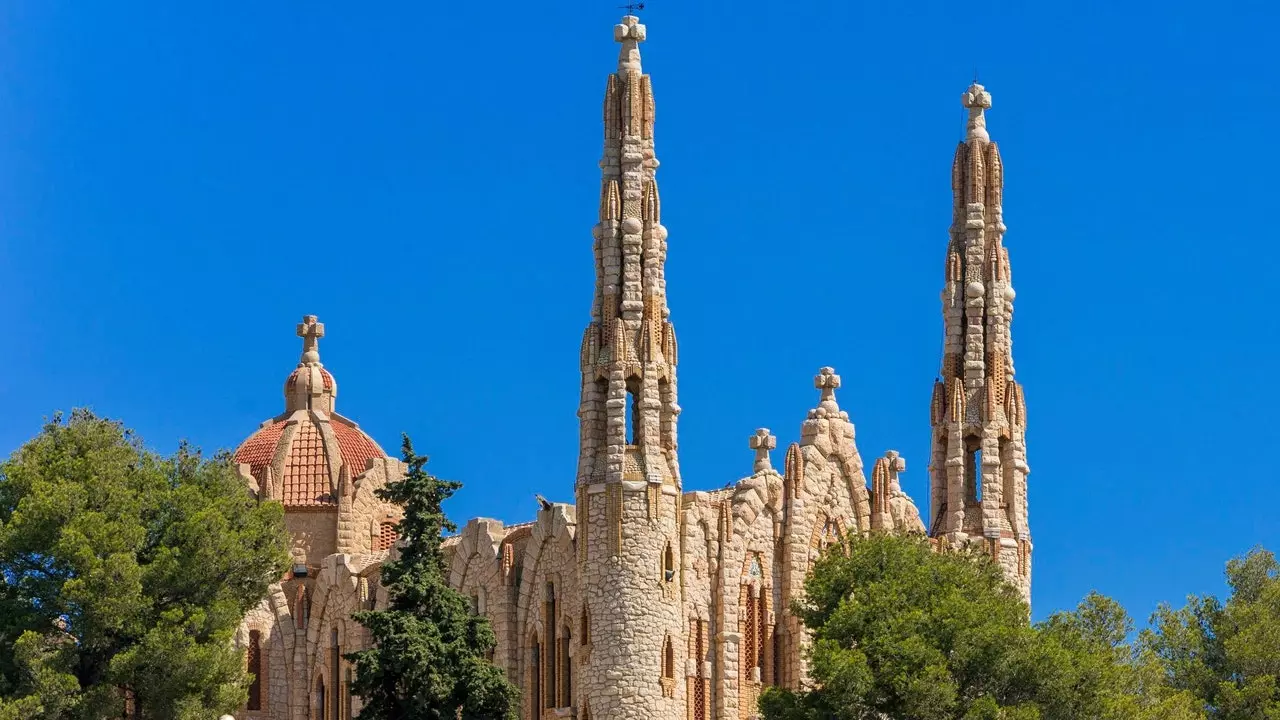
[578,13,677,489]
[577,20,685,720]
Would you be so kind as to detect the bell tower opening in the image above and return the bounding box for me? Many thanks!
[625,376,642,446]
[964,437,982,505]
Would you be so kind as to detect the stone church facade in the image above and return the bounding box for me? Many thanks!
[227,14,1032,720]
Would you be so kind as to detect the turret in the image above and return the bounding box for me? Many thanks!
[928,84,1032,601]
[575,14,684,720]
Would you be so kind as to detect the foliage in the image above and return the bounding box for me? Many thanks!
[759,533,1203,720]
[1142,547,1280,719]
[347,435,519,720]
[0,409,291,719]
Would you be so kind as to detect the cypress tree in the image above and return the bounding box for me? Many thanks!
[348,435,519,720]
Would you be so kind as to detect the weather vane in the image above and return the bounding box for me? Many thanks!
[619,2,645,13]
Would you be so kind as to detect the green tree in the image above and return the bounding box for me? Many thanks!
[760,533,1202,720]
[0,409,291,719]
[347,435,519,720]
[1143,547,1280,719]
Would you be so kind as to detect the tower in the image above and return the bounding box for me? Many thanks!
[576,14,684,720]
[928,84,1032,600]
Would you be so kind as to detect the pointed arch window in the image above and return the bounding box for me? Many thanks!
[663,542,676,584]
[660,635,676,698]
[314,676,326,720]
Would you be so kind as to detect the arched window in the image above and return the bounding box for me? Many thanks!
[247,630,264,711]
[660,635,676,698]
[314,676,326,720]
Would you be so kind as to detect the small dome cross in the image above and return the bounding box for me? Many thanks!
[296,315,325,365]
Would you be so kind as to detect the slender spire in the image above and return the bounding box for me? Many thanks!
[578,13,676,488]
[929,84,1031,602]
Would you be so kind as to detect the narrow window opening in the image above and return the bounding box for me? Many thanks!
[964,437,982,505]
[663,637,675,679]
[330,629,340,720]
[663,542,675,583]
[772,626,783,687]
[247,630,263,711]
[625,377,642,446]
[314,677,326,720]
[580,606,589,646]
[559,629,572,707]
[531,640,542,720]
[626,390,637,445]
[544,584,557,709]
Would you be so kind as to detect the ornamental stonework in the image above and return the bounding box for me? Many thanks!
[225,15,1031,720]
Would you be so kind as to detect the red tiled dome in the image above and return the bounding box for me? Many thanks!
[234,417,387,507]
[235,314,388,507]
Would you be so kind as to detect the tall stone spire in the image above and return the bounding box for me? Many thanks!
[578,13,677,489]
[576,14,684,720]
[928,84,1032,601]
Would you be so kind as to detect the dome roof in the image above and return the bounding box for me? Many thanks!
[234,416,386,507]
[233,315,388,507]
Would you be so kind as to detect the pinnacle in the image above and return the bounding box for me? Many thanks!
[614,15,646,73]
[962,83,993,144]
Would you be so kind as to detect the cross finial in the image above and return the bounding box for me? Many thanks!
[296,315,325,365]
[962,83,992,144]
[614,14,646,73]
[815,365,841,398]
[749,428,776,472]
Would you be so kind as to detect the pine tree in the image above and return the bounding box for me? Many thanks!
[348,435,519,720]
[0,409,291,719]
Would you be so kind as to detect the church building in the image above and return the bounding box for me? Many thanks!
[229,14,1032,720]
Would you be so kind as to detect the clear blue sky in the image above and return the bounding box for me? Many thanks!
[1,1,1276,621]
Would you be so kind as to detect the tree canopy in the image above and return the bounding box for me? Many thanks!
[347,435,519,720]
[760,533,1202,720]
[0,409,291,720]
[1142,547,1280,719]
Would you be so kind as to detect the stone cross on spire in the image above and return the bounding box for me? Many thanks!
[614,15,646,73]
[962,83,993,144]
[296,315,324,366]
[749,428,776,472]
[814,366,841,410]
